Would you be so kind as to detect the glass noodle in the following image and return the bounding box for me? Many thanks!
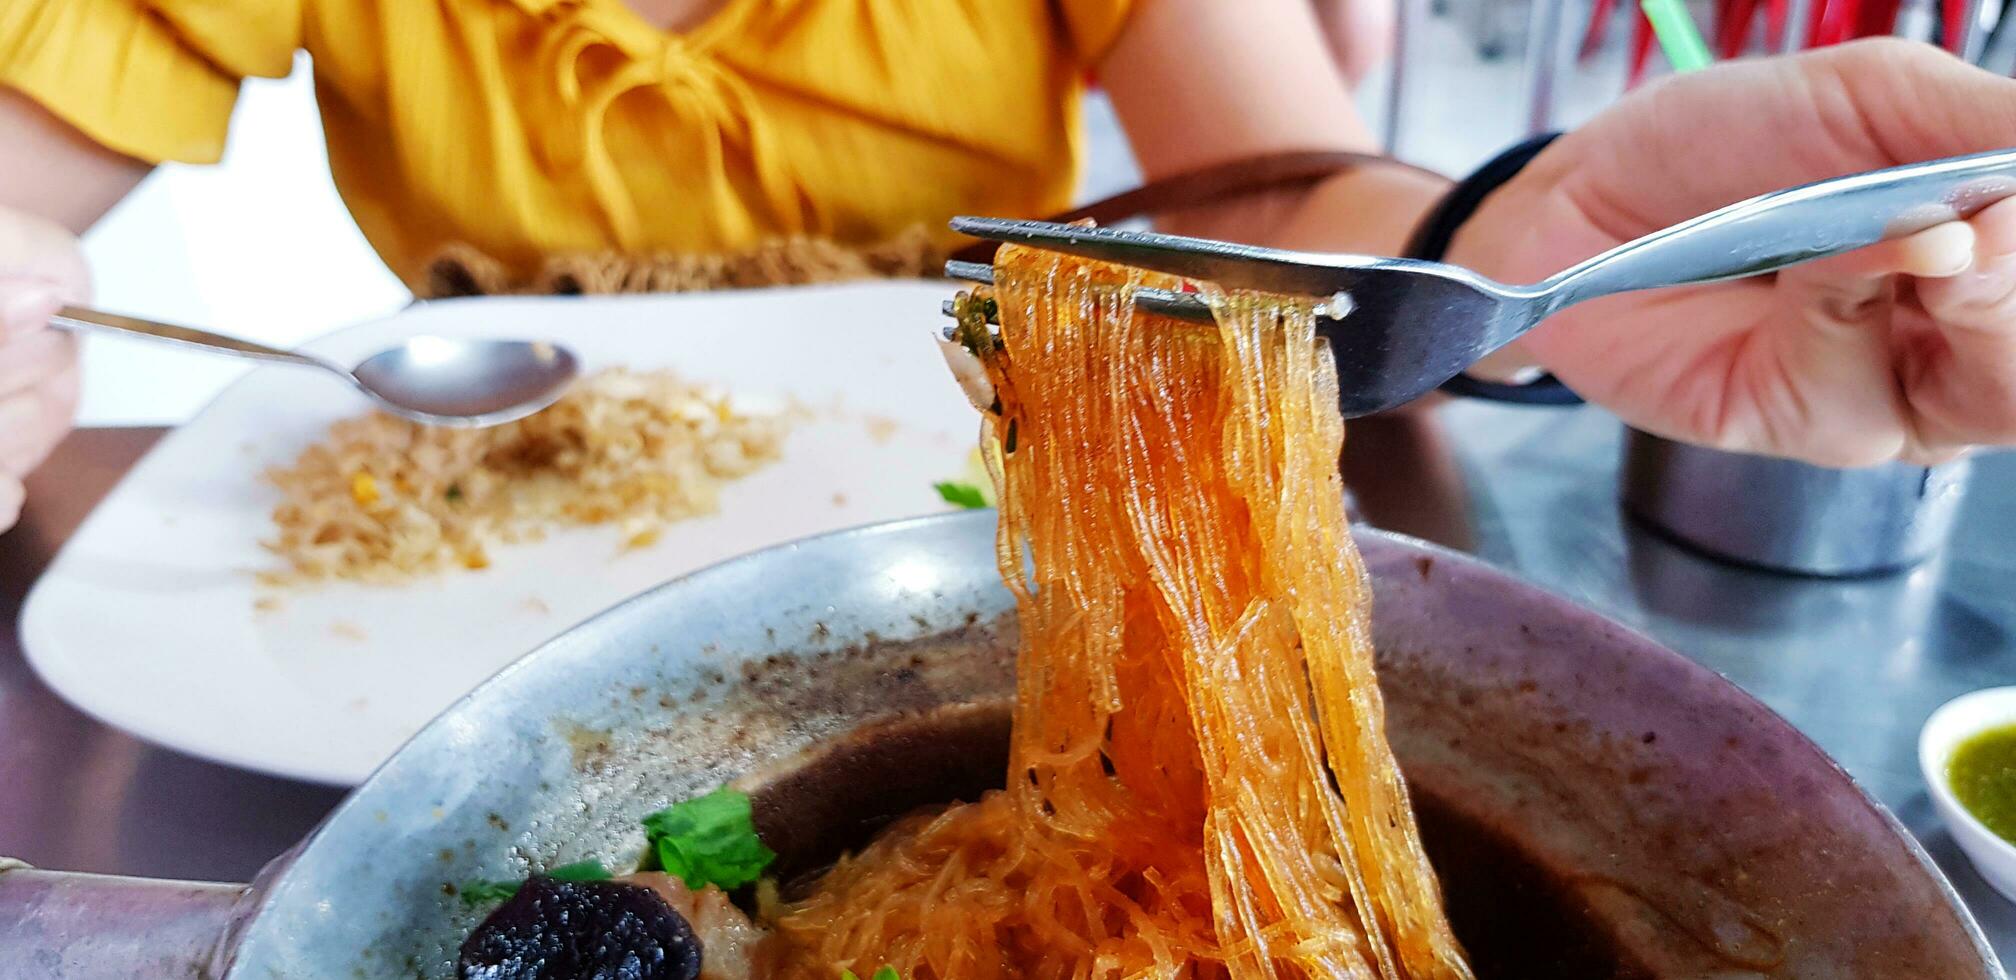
[767,245,1472,979]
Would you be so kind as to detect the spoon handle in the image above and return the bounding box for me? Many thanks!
[1538,146,2016,312]
[50,306,342,375]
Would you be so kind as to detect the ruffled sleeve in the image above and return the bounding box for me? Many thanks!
[1053,0,1137,66]
[0,0,301,164]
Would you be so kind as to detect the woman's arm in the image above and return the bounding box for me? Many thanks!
[0,87,150,234]
[1096,0,1449,256]
[0,86,147,530]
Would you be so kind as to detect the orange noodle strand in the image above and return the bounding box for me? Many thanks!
[768,245,1472,980]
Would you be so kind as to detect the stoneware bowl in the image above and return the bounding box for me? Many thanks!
[0,513,2000,977]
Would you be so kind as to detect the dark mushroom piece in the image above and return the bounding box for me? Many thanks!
[458,875,703,980]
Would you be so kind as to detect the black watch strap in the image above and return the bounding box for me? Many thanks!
[1405,133,1584,407]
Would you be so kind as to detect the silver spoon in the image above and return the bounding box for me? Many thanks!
[52,306,580,427]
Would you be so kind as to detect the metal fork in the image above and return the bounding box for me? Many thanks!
[944,146,2016,417]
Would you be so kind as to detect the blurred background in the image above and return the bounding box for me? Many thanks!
[78,4,1648,425]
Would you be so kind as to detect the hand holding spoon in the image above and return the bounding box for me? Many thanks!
[54,306,580,427]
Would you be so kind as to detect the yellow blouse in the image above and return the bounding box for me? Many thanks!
[0,0,1131,287]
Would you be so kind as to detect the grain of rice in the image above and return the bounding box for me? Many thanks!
[262,368,788,585]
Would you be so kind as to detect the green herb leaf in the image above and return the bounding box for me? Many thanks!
[457,879,522,907]
[640,787,776,891]
[838,968,901,980]
[933,480,989,510]
[457,859,610,907]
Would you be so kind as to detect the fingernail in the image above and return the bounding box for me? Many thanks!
[1923,223,1978,277]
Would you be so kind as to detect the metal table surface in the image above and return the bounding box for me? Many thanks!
[2,408,2014,964]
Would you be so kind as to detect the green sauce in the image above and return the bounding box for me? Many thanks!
[1950,723,2016,842]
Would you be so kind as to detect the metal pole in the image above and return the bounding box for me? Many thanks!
[1524,0,1569,133]
[1960,0,1994,63]
[1384,0,1427,151]
[1979,0,2016,71]
[1781,0,1814,50]
[1898,0,1939,43]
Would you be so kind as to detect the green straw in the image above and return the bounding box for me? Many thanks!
[1641,0,1715,73]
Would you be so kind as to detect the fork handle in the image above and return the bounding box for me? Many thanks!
[1540,147,2016,311]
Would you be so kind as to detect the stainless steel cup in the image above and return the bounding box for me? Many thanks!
[1620,430,1971,577]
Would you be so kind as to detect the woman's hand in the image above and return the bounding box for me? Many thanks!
[1451,39,2016,467]
[0,206,84,532]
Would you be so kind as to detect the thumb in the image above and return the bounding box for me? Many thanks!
[0,204,89,301]
[0,476,21,535]
[0,204,89,343]
[1,285,63,343]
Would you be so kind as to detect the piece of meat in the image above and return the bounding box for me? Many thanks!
[458,876,703,980]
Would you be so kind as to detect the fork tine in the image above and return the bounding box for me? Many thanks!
[950,216,1322,289]
[944,260,995,285]
[950,217,1227,281]
[950,216,1420,298]
[938,299,969,340]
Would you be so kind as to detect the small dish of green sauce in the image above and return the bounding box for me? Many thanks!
[1950,723,2016,844]
[1926,688,2016,902]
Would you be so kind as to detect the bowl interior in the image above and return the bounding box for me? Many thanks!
[222,515,1999,978]
[747,700,1638,976]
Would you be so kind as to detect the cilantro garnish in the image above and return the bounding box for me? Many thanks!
[933,480,989,510]
[640,787,776,891]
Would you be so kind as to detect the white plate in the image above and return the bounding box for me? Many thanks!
[22,283,979,785]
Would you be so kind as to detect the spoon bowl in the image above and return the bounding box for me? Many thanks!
[350,336,579,426]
